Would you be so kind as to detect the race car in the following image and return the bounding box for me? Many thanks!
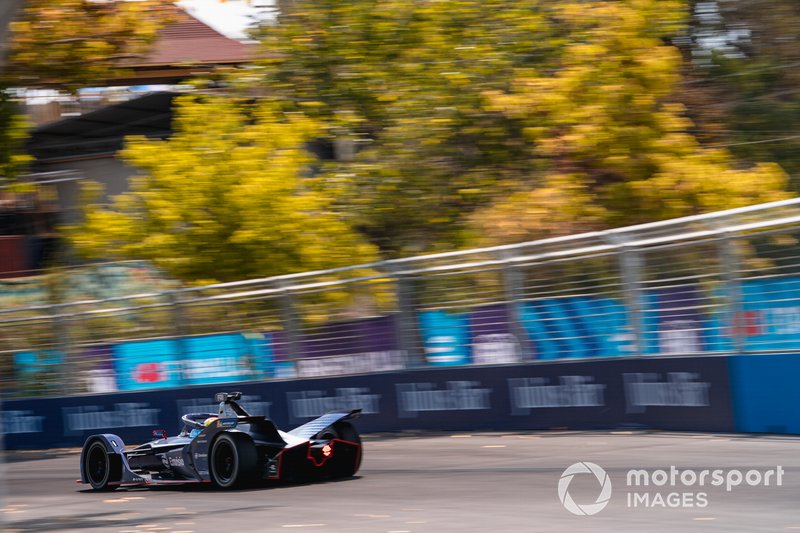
[79,392,362,490]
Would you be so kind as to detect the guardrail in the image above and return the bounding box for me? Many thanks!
[3,198,800,399]
[3,356,736,450]
[5,351,800,450]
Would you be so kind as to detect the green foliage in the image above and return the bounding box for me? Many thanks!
[10,0,795,268]
[679,0,800,187]
[471,1,788,243]
[251,0,790,252]
[252,0,566,254]
[0,0,173,183]
[6,0,174,89]
[67,95,379,283]
[0,90,31,185]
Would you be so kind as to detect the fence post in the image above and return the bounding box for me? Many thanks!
[609,235,646,356]
[498,250,534,361]
[51,303,75,396]
[276,280,303,372]
[718,233,744,354]
[387,262,425,368]
[167,290,190,385]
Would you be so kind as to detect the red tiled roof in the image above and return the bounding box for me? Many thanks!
[128,7,255,67]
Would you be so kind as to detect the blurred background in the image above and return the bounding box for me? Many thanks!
[1,0,800,399]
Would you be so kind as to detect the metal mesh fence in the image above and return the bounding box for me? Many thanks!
[4,198,800,398]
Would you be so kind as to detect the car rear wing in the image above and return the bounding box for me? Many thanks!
[287,409,362,439]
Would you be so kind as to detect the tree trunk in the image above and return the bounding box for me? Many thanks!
[0,0,24,74]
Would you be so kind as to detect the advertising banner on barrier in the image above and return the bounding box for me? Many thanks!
[419,303,540,365]
[2,355,735,450]
[652,285,707,355]
[112,333,273,391]
[706,277,800,353]
[468,304,523,365]
[517,297,634,359]
[268,316,406,378]
[292,315,406,378]
[419,309,471,365]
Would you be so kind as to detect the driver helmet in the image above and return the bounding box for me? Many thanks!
[203,416,219,427]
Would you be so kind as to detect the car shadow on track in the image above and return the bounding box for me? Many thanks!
[76,475,363,494]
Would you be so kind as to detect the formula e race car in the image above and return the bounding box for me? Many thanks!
[79,392,362,490]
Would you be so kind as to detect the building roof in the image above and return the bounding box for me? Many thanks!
[112,7,256,85]
[129,8,255,67]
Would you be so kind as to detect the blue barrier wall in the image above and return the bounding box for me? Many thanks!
[11,352,800,449]
[729,353,800,434]
[2,355,734,450]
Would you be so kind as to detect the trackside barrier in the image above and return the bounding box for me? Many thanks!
[2,356,734,450]
[7,198,800,399]
[728,353,800,434]
[10,271,800,396]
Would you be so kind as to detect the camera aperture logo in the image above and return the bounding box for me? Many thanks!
[558,462,612,516]
[558,462,785,515]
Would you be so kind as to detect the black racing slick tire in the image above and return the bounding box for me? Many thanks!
[210,433,257,489]
[317,421,362,477]
[334,422,362,476]
[84,441,120,491]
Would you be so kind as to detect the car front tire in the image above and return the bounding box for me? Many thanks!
[210,433,257,489]
[84,441,119,491]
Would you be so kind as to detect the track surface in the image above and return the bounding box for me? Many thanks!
[3,431,800,532]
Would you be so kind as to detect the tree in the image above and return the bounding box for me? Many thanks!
[249,0,790,253]
[6,0,173,88]
[0,0,25,67]
[251,0,563,255]
[0,0,174,184]
[470,0,789,244]
[0,91,30,181]
[67,94,379,283]
[677,1,800,187]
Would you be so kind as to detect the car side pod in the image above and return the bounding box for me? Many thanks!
[79,434,145,490]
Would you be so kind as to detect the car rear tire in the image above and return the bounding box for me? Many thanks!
[334,422,362,476]
[84,441,119,491]
[317,422,362,477]
[210,433,257,489]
